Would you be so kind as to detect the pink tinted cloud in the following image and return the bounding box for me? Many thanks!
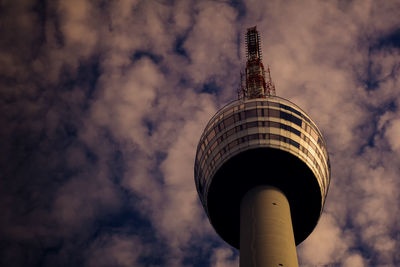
[1,0,400,266]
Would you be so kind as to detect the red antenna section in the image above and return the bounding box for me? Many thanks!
[238,26,276,100]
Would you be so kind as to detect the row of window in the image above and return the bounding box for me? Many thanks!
[202,106,328,160]
[197,120,303,163]
[242,100,315,128]
[196,130,328,196]
[216,100,314,127]
[205,98,319,131]
[199,114,327,164]
[203,108,303,144]
[205,100,292,132]
[197,125,329,184]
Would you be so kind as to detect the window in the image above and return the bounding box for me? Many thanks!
[280,111,302,126]
[268,102,280,108]
[270,121,280,128]
[247,121,258,128]
[270,134,280,141]
[226,127,236,137]
[234,113,242,122]
[310,141,316,151]
[290,139,300,148]
[248,134,259,141]
[306,124,311,134]
[310,129,318,141]
[288,126,300,136]
[214,152,221,161]
[245,101,258,108]
[223,109,233,117]
[197,150,203,161]
[269,109,280,118]
[210,140,218,151]
[245,109,257,118]
[279,103,302,117]
[217,123,222,132]
[207,129,216,142]
[228,139,238,149]
[224,115,235,128]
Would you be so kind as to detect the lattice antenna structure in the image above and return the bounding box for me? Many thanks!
[265,65,276,96]
[237,71,247,100]
[239,26,276,100]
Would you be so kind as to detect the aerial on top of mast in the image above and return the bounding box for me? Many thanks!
[238,26,276,99]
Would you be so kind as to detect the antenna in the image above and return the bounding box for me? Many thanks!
[239,26,276,100]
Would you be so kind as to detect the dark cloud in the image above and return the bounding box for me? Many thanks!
[1,0,400,266]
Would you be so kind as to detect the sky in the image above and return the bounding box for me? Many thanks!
[1,0,400,266]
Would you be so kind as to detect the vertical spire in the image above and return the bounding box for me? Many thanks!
[238,26,275,99]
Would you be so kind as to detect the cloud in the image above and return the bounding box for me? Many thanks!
[1,0,400,266]
[85,234,146,267]
[342,253,366,267]
[298,214,352,266]
[210,247,239,267]
[385,118,400,151]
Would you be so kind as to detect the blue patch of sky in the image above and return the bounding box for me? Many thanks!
[155,151,167,165]
[363,29,400,91]
[92,204,153,237]
[356,29,400,152]
[85,146,99,165]
[337,212,374,263]
[153,151,167,184]
[183,252,210,267]
[184,235,237,267]
[132,50,163,64]
[229,0,247,20]
[375,28,400,49]
[364,51,380,92]
[31,0,47,57]
[174,34,189,58]
[33,1,64,48]
[90,197,167,265]
[60,56,101,101]
[63,122,78,138]
[201,80,222,95]
[177,76,191,89]
[36,239,65,267]
[140,256,165,266]
[357,99,397,154]
[108,149,125,184]
[143,118,154,136]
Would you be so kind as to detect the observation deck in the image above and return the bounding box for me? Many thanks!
[194,96,331,248]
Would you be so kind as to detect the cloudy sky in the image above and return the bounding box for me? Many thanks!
[1,0,400,266]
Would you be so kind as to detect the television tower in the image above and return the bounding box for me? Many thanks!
[194,26,330,266]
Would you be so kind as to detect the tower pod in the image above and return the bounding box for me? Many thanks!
[194,97,330,248]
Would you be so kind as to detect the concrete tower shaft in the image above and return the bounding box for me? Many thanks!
[194,97,330,248]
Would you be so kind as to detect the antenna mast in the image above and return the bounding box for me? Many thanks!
[238,26,275,99]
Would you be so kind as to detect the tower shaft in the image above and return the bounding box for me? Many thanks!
[240,186,299,267]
